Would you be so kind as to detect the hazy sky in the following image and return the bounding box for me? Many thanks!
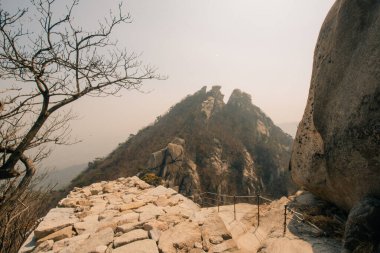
[1,0,334,170]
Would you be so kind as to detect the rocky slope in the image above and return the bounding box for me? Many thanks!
[20,177,341,253]
[72,86,295,199]
[290,0,380,252]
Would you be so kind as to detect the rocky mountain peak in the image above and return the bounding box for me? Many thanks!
[200,86,225,120]
[71,86,295,200]
[227,89,252,109]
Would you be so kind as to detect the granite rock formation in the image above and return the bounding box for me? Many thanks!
[72,86,295,199]
[290,0,380,252]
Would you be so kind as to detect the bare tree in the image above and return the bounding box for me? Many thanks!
[0,0,161,251]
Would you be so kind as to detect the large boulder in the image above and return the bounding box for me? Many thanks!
[290,1,380,252]
[290,0,380,212]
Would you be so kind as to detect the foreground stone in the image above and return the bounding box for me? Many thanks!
[290,1,380,252]
[34,208,78,239]
[20,177,237,253]
[112,239,159,253]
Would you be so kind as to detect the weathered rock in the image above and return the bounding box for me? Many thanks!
[27,177,236,253]
[116,221,144,234]
[31,240,53,253]
[136,203,165,222]
[342,197,380,253]
[113,229,148,248]
[75,227,114,253]
[51,232,90,252]
[200,213,235,252]
[112,239,159,253]
[37,226,73,243]
[290,1,380,252]
[290,0,380,212]
[210,239,237,253]
[34,208,78,239]
[158,221,202,253]
[93,245,108,253]
[118,201,146,211]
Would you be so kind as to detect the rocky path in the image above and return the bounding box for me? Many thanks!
[212,196,341,253]
[19,177,341,253]
[19,177,239,253]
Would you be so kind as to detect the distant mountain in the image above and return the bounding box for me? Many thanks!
[71,86,296,198]
[277,121,299,138]
[38,163,87,190]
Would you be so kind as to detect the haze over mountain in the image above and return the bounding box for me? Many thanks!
[71,86,295,198]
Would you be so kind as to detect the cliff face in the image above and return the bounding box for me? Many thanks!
[290,1,380,252]
[72,86,295,199]
[290,0,380,212]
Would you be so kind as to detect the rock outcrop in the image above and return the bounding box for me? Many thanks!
[290,0,380,252]
[20,177,237,253]
[73,86,295,199]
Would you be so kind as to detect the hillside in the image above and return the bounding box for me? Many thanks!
[71,86,295,198]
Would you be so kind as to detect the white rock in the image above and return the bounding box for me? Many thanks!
[34,208,78,239]
[112,239,159,253]
[136,204,165,222]
[158,221,201,253]
[113,229,148,248]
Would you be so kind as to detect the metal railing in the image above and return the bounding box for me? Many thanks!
[196,191,273,227]
[195,191,329,237]
[283,204,326,236]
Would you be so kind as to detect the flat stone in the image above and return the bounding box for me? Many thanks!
[210,239,237,253]
[136,204,165,222]
[34,208,78,239]
[52,233,90,252]
[98,210,119,221]
[113,229,148,248]
[201,213,233,250]
[114,212,140,225]
[119,201,146,211]
[116,221,144,233]
[143,220,168,232]
[37,226,73,243]
[112,239,159,253]
[158,221,201,253]
[74,227,114,253]
[154,196,170,207]
[143,185,177,197]
[94,245,108,253]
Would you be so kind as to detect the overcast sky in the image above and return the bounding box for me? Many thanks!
[1,0,334,170]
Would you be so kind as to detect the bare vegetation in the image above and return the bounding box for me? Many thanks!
[0,0,159,251]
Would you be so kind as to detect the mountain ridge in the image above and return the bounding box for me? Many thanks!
[71,86,295,198]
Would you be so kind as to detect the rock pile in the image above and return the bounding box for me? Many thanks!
[20,177,238,253]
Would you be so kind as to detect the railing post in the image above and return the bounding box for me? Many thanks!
[257,193,260,227]
[233,195,236,220]
[217,193,220,213]
[283,204,287,236]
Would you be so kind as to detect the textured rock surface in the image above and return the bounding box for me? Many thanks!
[72,86,295,199]
[342,197,380,253]
[290,1,380,252]
[20,177,238,253]
[290,0,380,212]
